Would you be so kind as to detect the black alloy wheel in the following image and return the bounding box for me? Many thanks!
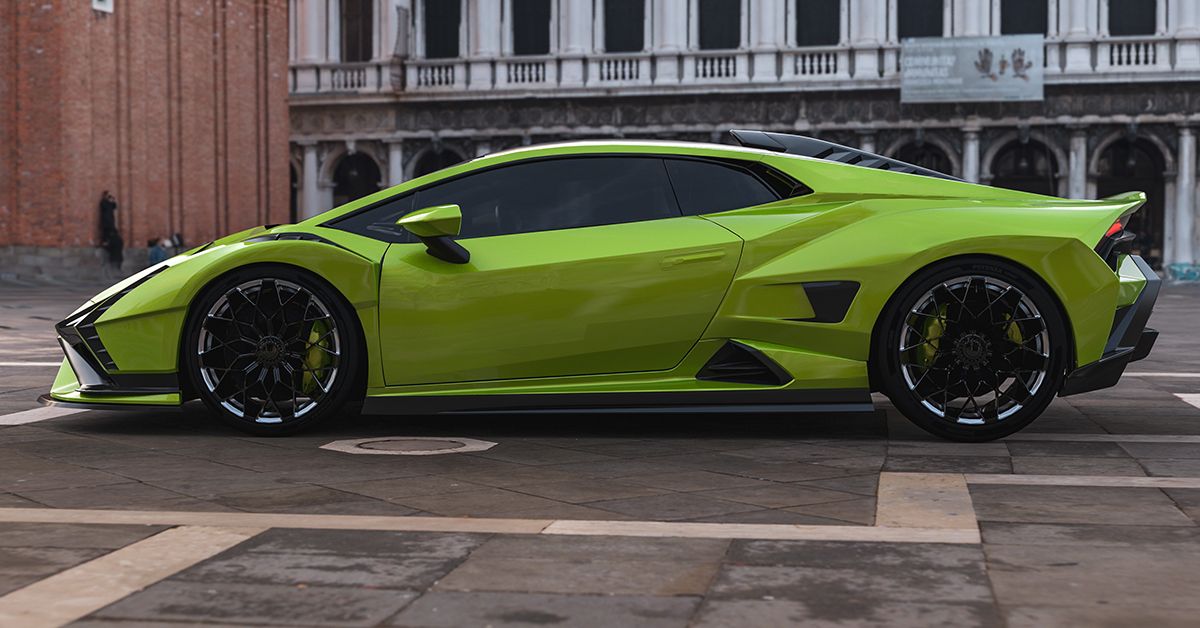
[184,266,361,435]
[876,258,1068,441]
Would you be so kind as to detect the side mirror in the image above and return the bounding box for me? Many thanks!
[397,204,470,264]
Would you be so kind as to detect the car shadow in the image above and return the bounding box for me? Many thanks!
[55,401,890,442]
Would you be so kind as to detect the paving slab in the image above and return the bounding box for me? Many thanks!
[1009,456,1148,476]
[969,484,1196,526]
[89,580,417,627]
[984,543,1200,610]
[0,522,164,550]
[385,591,698,628]
[236,529,488,558]
[693,599,1002,628]
[437,556,720,596]
[711,541,994,605]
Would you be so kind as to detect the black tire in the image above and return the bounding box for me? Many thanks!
[182,265,363,436]
[874,257,1069,442]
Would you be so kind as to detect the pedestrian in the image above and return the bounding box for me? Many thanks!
[98,191,124,279]
[147,238,168,267]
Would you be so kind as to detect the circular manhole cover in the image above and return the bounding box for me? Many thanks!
[319,436,498,456]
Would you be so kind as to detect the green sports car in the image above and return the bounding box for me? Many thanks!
[41,130,1159,441]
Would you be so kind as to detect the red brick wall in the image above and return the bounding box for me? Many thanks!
[0,0,290,249]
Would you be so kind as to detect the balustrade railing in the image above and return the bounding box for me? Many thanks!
[289,62,388,94]
[289,35,1200,96]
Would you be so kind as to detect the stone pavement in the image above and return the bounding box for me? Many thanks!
[0,281,1199,626]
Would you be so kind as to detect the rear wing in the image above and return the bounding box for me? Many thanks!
[730,130,963,183]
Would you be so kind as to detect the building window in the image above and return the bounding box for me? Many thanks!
[341,0,374,62]
[512,0,552,56]
[1108,0,1156,36]
[605,0,645,52]
[1000,0,1047,35]
[424,0,461,59]
[796,0,840,47]
[698,0,741,50]
[897,0,943,39]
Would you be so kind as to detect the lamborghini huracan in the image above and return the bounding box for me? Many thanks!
[41,130,1159,441]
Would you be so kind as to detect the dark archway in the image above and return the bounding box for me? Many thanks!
[412,148,466,178]
[289,163,299,223]
[894,142,955,177]
[333,153,382,207]
[991,140,1059,196]
[1096,138,1167,268]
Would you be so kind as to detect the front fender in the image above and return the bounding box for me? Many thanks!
[91,227,388,388]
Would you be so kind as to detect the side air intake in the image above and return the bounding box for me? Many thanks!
[729,129,963,182]
[696,341,793,386]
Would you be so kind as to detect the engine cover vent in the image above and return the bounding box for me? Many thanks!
[696,341,792,386]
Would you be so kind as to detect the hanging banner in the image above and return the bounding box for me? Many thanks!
[901,35,1044,103]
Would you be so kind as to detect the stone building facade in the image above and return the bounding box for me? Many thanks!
[0,0,291,280]
[289,0,1200,276]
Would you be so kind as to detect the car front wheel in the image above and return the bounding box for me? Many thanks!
[183,266,362,436]
[875,258,1069,442]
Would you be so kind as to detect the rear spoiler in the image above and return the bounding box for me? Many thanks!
[730,130,964,183]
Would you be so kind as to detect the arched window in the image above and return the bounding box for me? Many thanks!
[698,0,741,50]
[333,154,382,207]
[1109,0,1156,36]
[341,0,374,62]
[513,0,552,56]
[1096,138,1166,267]
[1001,0,1048,35]
[605,0,645,52]
[412,148,466,178]
[894,142,954,177]
[796,0,840,47]
[897,0,943,39]
[990,140,1058,197]
[424,0,461,59]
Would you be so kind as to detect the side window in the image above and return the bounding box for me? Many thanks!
[664,159,781,216]
[327,193,416,243]
[413,157,679,239]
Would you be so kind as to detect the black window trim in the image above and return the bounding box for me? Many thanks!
[324,153,812,242]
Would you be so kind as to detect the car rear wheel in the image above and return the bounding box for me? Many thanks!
[875,258,1069,442]
[183,266,361,436]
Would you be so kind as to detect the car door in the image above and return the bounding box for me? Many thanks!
[374,156,744,386]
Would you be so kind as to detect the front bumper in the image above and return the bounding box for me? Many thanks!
[1059,255,1160,396]
[47,267,182,407]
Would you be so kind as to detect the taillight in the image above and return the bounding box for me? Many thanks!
[1095,218,1135,270]
[1104,219,1126,237]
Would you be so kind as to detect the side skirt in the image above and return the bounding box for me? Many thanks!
[360,389,874,416]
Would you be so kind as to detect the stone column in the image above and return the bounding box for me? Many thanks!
[1068,128,1088,199]
[1063,0,1093,73]
[955,0,985,37]
[852,0,886,78]
[1176,0,1200,70]
[559,0,591,87]
[468,0,502,89]
[962,128,981,184]
[857,131,876,154]
[300,141,321,219]
[749,0,783,82]
[653,0,688,83]
[327,0,342,63]
[1174,125,1197,267]
[297,0,327,62]
[385,140,405,186]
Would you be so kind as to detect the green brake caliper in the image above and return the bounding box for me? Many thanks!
[301,319,332,394]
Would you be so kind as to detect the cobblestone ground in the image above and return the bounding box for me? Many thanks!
[1,281,1199,627]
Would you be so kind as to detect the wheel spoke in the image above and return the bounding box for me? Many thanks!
[197,278,341,423]
[898,274,1049,426]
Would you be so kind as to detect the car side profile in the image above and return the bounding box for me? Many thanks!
[42,130,1159,441]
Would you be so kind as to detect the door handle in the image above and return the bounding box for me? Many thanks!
[661,249,726,268]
